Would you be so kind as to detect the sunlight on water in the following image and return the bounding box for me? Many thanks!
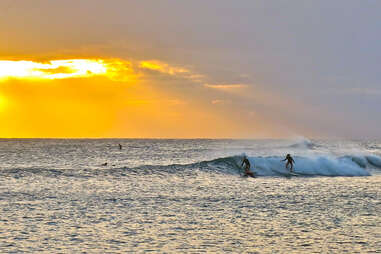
[0,139,380,252]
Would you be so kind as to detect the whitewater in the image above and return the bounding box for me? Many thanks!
[0,139,380,253]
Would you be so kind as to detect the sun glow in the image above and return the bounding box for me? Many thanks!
[0,95,7,111]
[0,59,110,80]
[0,57,265,138]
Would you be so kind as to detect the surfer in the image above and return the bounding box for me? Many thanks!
[118,144,122,150]
[241,156,255,177]
[282,154,295,172]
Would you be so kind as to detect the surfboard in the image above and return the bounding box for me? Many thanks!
[245,172,256,178]
[240,163,256,178]
[273,170,300,177]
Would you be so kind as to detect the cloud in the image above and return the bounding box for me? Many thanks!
[102,59,138,82]
[34,66,76,75]
[204,83,248,91]
[211,99,231,105]
[0,59,108,80]
[1,58,249,94]
[139,60,189,75]
[139,60,204,83]
[0,58,142,83]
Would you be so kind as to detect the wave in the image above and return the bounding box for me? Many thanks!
[129,154,378,177]
[365,155,381,168]
[288,138,316,149]
[2,154,379,178]
[245,155,374,177]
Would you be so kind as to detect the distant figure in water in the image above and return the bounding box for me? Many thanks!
[118,144,122,150]
[282,154,295,172]
[102,162,108,166]
[241,155,255,177]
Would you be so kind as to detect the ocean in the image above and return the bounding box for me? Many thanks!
[0,139,380,253]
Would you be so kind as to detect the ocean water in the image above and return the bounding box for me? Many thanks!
[0,139,380,253]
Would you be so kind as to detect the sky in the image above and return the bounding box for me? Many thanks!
[0,0,380,138]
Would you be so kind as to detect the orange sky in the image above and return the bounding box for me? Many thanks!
[0,58,281,138]
[2,1,376,138]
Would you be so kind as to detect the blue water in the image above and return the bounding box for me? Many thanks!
[0,139,380,252]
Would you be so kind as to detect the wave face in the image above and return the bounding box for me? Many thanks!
[244,155,376,177]
[183,154,380,177]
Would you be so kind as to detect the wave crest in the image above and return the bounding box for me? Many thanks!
[190,154,378,177]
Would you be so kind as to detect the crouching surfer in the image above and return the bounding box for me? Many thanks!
[282,154,295,172]
[242,155,255,177]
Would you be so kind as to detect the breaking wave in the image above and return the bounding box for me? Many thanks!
[2,154,380,178]
[288,138,316,149]
[132,154,379,177]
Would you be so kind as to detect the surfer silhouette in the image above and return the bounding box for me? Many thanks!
[242,156,255,177]
[118,144,122,150]
[282,154,295,172]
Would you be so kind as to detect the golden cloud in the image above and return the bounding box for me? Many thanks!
[139,60,189,75]
[0,59,141,82]
[0,59,108,80]
[204,83,248,90]
[139,60,205,83]
[211,99,231,105]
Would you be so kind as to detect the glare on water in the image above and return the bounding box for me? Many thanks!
[0,139,380,253]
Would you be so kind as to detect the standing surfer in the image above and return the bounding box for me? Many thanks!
[242,155,255,177]
[282,154,295,172]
